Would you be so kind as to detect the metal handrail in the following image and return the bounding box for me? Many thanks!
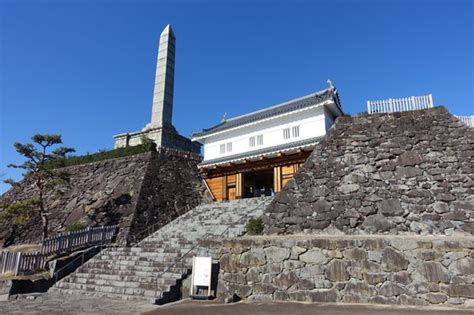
[152,197,270,301]
[52,234,117,285]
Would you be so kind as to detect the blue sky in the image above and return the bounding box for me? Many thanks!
[0,0,473,193]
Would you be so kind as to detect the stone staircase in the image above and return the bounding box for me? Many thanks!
[52,197,272,303]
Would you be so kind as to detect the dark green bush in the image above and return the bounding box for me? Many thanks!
[246,217,264,235]
[65,222,87,232]
[46,142,156,169]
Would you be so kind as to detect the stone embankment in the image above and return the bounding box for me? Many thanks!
[265,107,474,235]
[206,235,474,308]
[0,150,210,247]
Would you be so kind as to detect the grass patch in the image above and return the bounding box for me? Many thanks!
[65,222,87,232]
[3,244,41,253]
[46,142,156,169]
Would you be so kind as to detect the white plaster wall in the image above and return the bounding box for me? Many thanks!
[202,106,328,161]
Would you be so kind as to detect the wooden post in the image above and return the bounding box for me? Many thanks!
[15,252,22,276]
[222,176,228,200]
[235,173,243,199]
[273,166,282,193]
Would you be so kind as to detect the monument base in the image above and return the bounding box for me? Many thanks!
[113,125,201,154]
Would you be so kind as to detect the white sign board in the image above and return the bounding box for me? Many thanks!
[192,256,212,287]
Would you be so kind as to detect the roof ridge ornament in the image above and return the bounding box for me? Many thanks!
[221,112,228,122]
[327,79,335,91]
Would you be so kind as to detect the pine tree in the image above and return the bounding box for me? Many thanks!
[1,134,75,240]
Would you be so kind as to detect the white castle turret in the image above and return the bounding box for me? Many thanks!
[113,24,200,154]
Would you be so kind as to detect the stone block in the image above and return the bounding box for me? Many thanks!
[325,259,350,282]
[397,294,429,306]
[264,246,290,263]
[288,290,307,301]
[306,289,339,302]
[253,283,276,295]
[397,151,422,166]
[274,271,299,290]
[240,248,266,267]
[220,254,241,273]
[379,281,407,297]
[377,199,404,216]
[362,214,395,232]
[344,247,367,260]
[290,246,307,259]
[364,272,386,285]
[443,284,474,298]
[422,292,448,304]
[450,258,474,275]
[342,280,376,300]
[299,249,328,265]
[381,247,409,271]
[246,267,261,284]
[418,261,450,284]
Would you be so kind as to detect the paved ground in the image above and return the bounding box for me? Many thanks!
[149,300,474,315]
[1,294,473,315]
[1,292,158,315]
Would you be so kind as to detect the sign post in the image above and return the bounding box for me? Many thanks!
[190,256,212,299]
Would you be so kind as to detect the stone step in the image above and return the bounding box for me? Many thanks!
[80,262,192,274]
[62,275,178,288]
[71,271,185,283]
[53,196,274,304]
[79,266,189,277]
[55,281,168,299]
[52,287,157,302]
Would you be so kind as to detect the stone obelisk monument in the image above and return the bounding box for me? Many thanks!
[113,25,200,154]
[147,24,175,129]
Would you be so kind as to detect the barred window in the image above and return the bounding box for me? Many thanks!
[220,144,225,154]
[257,135,263,146]
[283,128,290,140]
[249,136,255,147]
[226,142,232,152]
[292,126,300,138]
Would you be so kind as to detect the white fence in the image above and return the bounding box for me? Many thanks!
[0,225,118,276]
[367,94,433,114]
[455,115,474,128]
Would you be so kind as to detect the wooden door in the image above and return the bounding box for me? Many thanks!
[227,187,236,200]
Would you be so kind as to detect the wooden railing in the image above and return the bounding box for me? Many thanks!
[367,94,433,114]
[455,115,474,128]
[41,225,118,255]
[0,225,118,276]
[0,251,21,274]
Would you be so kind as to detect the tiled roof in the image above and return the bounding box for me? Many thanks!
[192,87,341,138]
[198,136,322,168]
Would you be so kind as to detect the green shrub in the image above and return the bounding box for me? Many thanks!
[246,217,264,235]
[46,142,156,169]
[65,222,87,232]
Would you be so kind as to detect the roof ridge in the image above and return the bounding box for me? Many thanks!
[225,87,331,123]
[192,87,335,139]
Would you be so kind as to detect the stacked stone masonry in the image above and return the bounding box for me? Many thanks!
[53,197,273,302]
[0,150,209,247]
[206,235,474,308]
[265,107,474,235]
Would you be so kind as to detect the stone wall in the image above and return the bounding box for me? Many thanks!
[265,107,474,235]
[205,235,474,308]
[0,150,209,247]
